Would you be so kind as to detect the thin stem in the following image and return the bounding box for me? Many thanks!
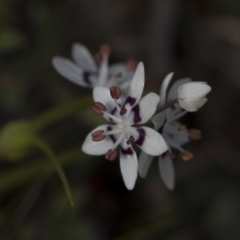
[32,138,74,207]
[32,96,92,132]
[154,98,178,116]
[0,146,88,196]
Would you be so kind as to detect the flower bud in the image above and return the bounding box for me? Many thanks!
[0,121,36,161]
[177,82,211,112]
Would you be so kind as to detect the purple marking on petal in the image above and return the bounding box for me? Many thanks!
[158,119,167,134]
[125,96,136,106]
[131,104,141,123]
[111,107,117,115]
[107,126,116,143]
[134,128,146,146]
[83,71,97,86]
[121,147,134,155]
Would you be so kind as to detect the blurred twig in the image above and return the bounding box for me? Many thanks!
[32,138,74,206]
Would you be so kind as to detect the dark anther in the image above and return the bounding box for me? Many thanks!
[92,102,107,115]
[120,106,127,115]
[105,149,118,161]
[110,86,121,99]
[127,136,135,145]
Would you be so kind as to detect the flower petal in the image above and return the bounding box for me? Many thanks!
[71,43,97,71]
[98,56,109,86]
[168,78,191,100]
[52,57,91,87]
[132,127,168,156]
[151,111,167,131]
[124,62,145,115]
[178,82,211,100]
[120,142,138,190]
[93,86,115,112]
[163,134,183,152]
[159,72,174,106]
[82,125,115,155]
[127,93,160,124]
[159,155,175,190]
[178,98,208,112]
[138,151,153,178]
[166,107,187,122]
[172,129,189,146]
[109,63,127,77]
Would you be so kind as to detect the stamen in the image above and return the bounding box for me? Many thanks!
[178,125,186,131]
[104,128,122,135]
[166,151,175,159]
[92,102,107,115]
[126,135,135,145]
[105,149,118,161]
[189,129,202,141]
[95,44,111,62]
[91,130,104,137]
[124,59,137,70]
[92,135,106,142]
[104,112,122,123]
[164,135,184,152]
[179,150,193,161]
[110,86,121,99]
[112,133,125,150]
[91,130,106,142]
[120,106,127,115]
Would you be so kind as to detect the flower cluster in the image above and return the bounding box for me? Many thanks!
[53,43,212,190]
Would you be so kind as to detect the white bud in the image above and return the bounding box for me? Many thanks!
[177,82,211,112]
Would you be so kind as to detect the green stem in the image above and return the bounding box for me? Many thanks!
[32,138,74,207]
[0,147,87,195]
[32,96,92,132]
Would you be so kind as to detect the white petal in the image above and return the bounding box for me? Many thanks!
[93,86,115,112]
[168,78,191,100]
[98,56,109,86]
[132,127,168,156]
[109,63,127,77]
[178,98,208,112]
[82,125,115,155]
[138,151,153,178]
[172,128,189,146]
[178,82,211,100]
[159,72,174,106]
[124,62,145,115]
[166,107,187,122]
[120,141,138,190]
[163,134,183,152]
[71,43,97,71]
[52,57,90,87]
[159,155,175,190]
[151,111,167,131]
[127,93,160,124]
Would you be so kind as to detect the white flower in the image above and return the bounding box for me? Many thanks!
[82,62,168,190]
[139,74,195,190]
[177,82,211,112]
[52,43,134,91]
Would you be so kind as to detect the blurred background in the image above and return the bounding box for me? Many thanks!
[0,0,240,239]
